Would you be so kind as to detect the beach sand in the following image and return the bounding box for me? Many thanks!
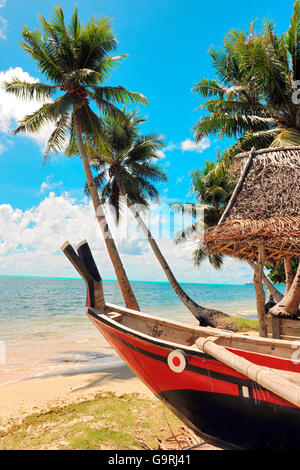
[0,360,152,429]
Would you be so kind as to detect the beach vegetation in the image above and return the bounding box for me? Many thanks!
[266,258,299,284]
[0,392,187,450]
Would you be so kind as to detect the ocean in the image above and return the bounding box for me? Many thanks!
[0,276,285,385]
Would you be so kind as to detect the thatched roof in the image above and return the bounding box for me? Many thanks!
[204,147,300,263]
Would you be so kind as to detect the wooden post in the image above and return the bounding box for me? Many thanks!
[271,316,281,339]
[253,244,268,337]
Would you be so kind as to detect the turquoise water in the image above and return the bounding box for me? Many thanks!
[0,276,285,384]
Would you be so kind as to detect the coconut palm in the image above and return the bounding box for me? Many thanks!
[4,6,148,310]
[171,159,235,268]
[83,109,231,327]
[171,202,224,270]
[172,160,283,303]
[193,1,300,158]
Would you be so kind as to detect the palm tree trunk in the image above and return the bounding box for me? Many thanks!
[126,200,230,328]
[74,112,140,311]
[246,261,283,303]
[284,258,294,294]
[269,261,300,318]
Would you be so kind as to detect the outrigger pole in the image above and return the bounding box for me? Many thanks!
[196,336,300,408]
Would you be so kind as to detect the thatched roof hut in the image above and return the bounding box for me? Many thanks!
[204,147,300,264]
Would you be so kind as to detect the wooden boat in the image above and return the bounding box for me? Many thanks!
[62,240,300,451]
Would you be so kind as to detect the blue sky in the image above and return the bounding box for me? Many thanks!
[0,0,295,282]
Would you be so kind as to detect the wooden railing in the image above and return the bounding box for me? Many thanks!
[267,316,300,341]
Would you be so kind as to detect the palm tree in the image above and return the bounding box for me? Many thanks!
[4,6,148,310]
[172,160,283,303]
[171,159,235,268]
[83,110,231,327]
[193,1,300,158]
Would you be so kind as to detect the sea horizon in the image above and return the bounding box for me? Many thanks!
[0,273,285,287]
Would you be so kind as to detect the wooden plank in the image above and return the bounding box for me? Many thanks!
[267,316,300,339]
[91,305,300,359]
[281,326,300,336]
[109,312,123,321]
[280,335,300,342]
[278,318,300,329]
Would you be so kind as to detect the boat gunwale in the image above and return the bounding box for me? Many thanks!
[88,304,300,363]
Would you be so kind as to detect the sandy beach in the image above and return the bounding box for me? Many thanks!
[0,359,153,429]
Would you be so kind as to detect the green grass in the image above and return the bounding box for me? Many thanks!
[0,392,183,450]
[230,317,259,332]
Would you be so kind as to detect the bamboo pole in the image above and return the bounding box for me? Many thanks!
[195,337,300,408]
[234,146,300,160]
[218,148,256,226]
[253,244,268,337]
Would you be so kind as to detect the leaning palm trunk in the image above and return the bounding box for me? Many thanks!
[247,261,283,303]
[74,113,140,311]
[126,201,229,328]
[269,261,300,318]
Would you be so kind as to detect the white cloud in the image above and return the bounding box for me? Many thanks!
[156,149,165,159]
[119,238,148,256]
[0,192,253,284]
[0,67,54,146]
[181,137,210,153]
[40,175,63,194]
[165,142,177,151]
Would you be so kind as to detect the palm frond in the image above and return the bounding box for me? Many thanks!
[270,127,300,146]
[14,95,72,135]
[286,0,300,80]
[91,85,148,106]
[43,112,70,161]
[4,79,57,101]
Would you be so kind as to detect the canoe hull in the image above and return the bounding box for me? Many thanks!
[88,309,300,450]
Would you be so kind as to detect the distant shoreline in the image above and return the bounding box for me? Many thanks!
[0,274,256,287]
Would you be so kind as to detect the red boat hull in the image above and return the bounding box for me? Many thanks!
[88,310,300,450]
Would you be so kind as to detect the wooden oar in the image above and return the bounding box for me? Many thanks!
[195,337,300,408]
